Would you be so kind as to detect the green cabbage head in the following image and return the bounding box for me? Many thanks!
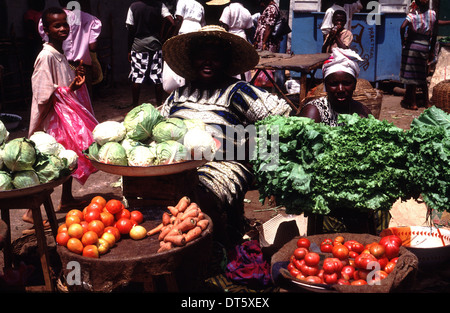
[12,170,40,189]
[124,103,163,142]
[3,138,36,172]
[152,118,187,143]
[0,171,13,191]
[98,142,128,166]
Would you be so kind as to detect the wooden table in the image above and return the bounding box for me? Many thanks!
[251,51,330,114]
[0,175,70,292]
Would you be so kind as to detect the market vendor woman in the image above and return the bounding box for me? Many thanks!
[300,47,371,125]
[300,47,389,233]
[161,26,291,246]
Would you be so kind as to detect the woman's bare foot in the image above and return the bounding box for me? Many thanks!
[22,210,50,228]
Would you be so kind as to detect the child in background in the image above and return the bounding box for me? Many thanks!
[24,7,97,227]
[321,0,362,41]
[322,10,353,53]
[399,0,437,110]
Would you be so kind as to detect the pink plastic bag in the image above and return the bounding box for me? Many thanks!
[45,87,98,185]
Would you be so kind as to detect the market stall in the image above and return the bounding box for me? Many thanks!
[251,51,330,112]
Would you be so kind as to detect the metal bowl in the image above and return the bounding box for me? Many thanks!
[382,226,450,268]
[0,113,22,131]
[88,158,207,177]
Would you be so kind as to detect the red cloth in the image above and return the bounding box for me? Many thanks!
[225,240,271,287]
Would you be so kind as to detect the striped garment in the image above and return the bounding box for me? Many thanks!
[405,9,436,36]
[400,9,436,85]
[161,80,291,208]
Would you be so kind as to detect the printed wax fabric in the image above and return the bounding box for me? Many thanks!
[225,240,271,287]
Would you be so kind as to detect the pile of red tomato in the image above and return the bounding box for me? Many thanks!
[287,235,402,286]
[56,196,145,258]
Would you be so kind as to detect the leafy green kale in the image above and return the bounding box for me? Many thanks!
[406,107,450,212]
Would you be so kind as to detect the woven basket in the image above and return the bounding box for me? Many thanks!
[431,80,450,113]
[304,79,383,119]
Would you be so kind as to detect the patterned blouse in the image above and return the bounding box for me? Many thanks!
[406,9,436,36]
[161,80,291,206]
[304,96,341,127]
[253,2,281,52]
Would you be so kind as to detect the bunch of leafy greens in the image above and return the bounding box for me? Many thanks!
[311,114,411,215]
[252,114,412,215]
[252,116,329,214]
[405,107,450,213]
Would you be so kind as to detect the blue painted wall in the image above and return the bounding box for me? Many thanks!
[291,12,406,82]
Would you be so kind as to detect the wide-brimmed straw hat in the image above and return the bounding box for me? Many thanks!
[163,25,259,81]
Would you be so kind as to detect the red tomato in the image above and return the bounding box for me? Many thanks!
[116,218,133,234]
[337,278,351,285]
[84,209,101,223]
[82,244,99,258]
[384,261,396,274]
[300,264,320,276]
[322,257,343,274]
[293,258,304,271]
[377,256,389,270]
[297,237,311,249]
[304,252,320,266]
[349,251,359,258]
[130,210,144,224]
[352,242,365,254]
[105,199,123,215]
[100,211,115,227]
[323,272,338,284]
[390,257,399,264]
[56,231,70,246]
[332,244,349,260]
[340,265,355,281]
[354,252,377,270]
[293,247,308,260]
[104,226,120,241]
[115,208,131,221]
[351,279,367,286]
[305,276,323,284]
[369,243,386,258]
[379,235,401,259]
[88,220,105,237]
[81,230,99,246]
[320,243,333,253]
[289,267,301,277]
[334,236,345,245]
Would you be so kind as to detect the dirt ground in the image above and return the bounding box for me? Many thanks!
[0,79,435,291]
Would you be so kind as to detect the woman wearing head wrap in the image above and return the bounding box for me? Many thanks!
[162,26,291,247]
[300,48,371,126]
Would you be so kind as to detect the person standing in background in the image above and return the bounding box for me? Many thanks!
[322,10,353,53]
[253,0,281,52]
[399,0,437,110]
[320,0,362,41]
[162,0,205,93]
[219,0,253,80]
[126,0,175,108]
[38,0,102,99]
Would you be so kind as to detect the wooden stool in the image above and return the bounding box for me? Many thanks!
[0,188,59,291]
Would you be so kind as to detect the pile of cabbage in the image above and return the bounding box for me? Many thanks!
[87,103,217,166]
[0,127,77,191]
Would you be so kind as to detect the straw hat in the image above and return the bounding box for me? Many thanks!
[162,25,259,81]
